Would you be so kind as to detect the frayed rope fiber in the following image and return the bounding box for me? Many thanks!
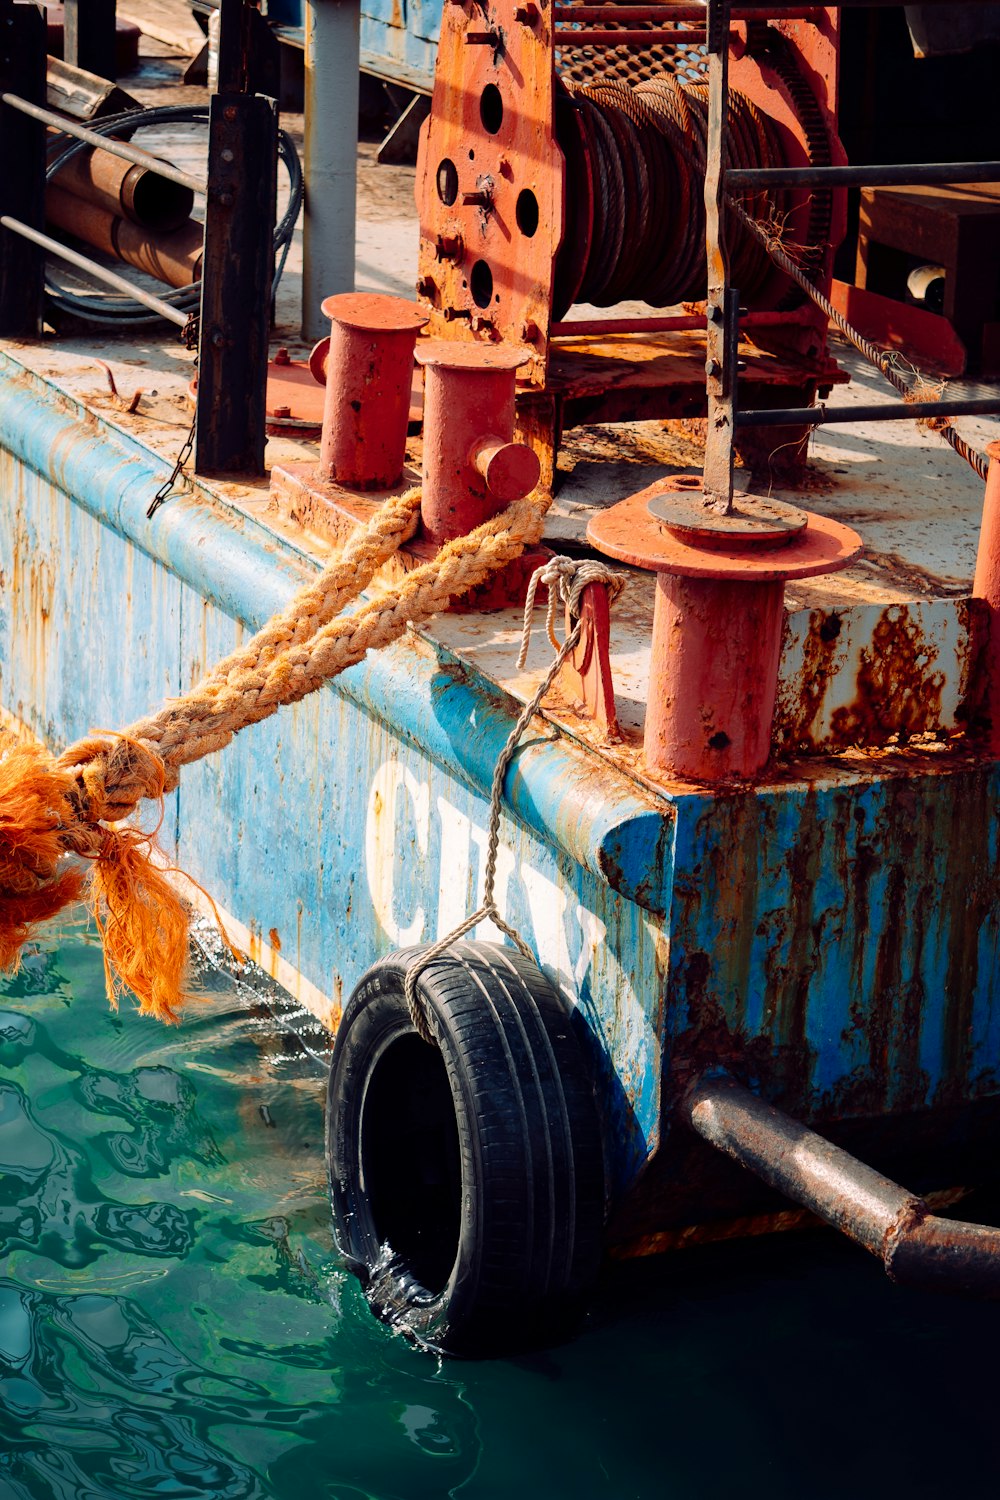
[0,487,546,1021]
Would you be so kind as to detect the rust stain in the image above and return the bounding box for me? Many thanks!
[829,606,946,747]
[268,927,282,952]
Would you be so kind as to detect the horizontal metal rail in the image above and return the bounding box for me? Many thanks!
[1,216,191,328]
[551,4,822,18]
[1,93,205,196]
[728,161,1000,189]
[737,397,1000,428]
[685,1076,1000,1298]
[552,307,810,337]
[555,27,703,41]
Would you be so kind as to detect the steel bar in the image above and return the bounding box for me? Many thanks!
[1,93,204,195]
[686,1076,1000,1298]
[728,161,1000,189]
[0,214,189,325]
[0,3,46,336]
[737,398,1000,428]
[554,28,711,41]
[195,90,278,476]
[302,0,360,342]
[702,0,735,513]
[552,4,822,16]
[551,308,810,336]
[65,0,118,82]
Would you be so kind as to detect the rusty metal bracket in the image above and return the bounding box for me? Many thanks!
[559,583,620,740]
[0,0,45,338]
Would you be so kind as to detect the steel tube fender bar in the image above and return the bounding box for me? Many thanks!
[684,1076,1000,1297]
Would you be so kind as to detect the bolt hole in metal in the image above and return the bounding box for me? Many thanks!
[516,188,539,238]
[436,158,458,206]
[479,83,504,135]
[470,259,494,309]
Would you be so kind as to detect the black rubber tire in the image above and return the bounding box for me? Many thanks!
[325,941,605,1356]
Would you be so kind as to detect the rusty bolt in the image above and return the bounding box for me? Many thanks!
[273,405,292,419]
[514,3,539,23]
[210,329,225,349]
[274,346,291,366]
[462,190,492,208]
[442,307,473,322]
[221,148,234,164]
[224,105,237,122]
[521,320,540,342]
[219,191,234,207]
[705,359,721,378]
[415,276,436,298]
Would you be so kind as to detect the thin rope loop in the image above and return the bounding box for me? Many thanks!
[404,556,626,1043]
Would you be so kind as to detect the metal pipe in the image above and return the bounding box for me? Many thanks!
[686,1076,1000,1297]
[0,214,189,327]
[727,161,1000,189]
[1,93,204,195]
[737,398,1000,427]
[302,0,360,342]
[50,145,194,232]
[46,186,203,287]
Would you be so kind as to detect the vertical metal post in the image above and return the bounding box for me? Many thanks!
[65,0,118,82]
[302,0,360,341]
[195,0,278,476]
[703,0,737,514]
[0,0,45,336]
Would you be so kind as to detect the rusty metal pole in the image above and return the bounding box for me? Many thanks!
[317,293,427,488]
[0,0,45,337]
[302,0,360,342]
[65,0,118,82]
[972,440,1000,752]
[416,341,541,545]
[703,0,737,515]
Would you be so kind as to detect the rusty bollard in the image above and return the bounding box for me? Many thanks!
[415,341,541,546]
[313,293,427,490]
[588,480,862,780]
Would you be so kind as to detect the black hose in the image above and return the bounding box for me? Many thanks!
[44,103,303,328]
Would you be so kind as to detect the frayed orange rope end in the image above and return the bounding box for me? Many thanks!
[91,827,193,1025]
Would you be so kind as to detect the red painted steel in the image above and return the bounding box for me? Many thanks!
[973,441,1000,752]
[417,340,541,544]
[588,476,862,779]
[318,293,428,490]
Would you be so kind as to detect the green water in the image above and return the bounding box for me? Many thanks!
[1,914,997,1500]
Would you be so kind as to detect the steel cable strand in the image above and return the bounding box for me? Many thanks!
[43,104,303,326]
[728,196,989,481]
[584,83,653,303]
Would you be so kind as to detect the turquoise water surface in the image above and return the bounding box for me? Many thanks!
[1,913,997,1500]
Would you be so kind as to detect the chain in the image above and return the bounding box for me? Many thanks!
[147,410,197,519]
[402,557,626,1043]
[728,197,990,483]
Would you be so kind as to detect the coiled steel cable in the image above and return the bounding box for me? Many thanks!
[44,104,303,327]
[555,73,787,309]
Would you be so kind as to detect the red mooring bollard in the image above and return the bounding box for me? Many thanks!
[972,440,1000,751]
[315,293,427,489]
[416,341,541,545]
[588,479,862,780]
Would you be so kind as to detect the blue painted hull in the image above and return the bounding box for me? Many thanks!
[2,351,998,1240]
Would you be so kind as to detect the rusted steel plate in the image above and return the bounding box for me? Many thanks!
[774,598,988,752]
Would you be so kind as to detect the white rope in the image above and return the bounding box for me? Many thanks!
[404,556,626,1042]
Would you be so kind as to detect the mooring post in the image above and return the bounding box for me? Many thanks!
[302,0,360,342]
[195,0,278,477]
[0,0,45,337]
[65,0,118,82]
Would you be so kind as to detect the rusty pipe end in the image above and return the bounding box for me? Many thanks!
[471,438,540,503]
[309,336,330,387]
